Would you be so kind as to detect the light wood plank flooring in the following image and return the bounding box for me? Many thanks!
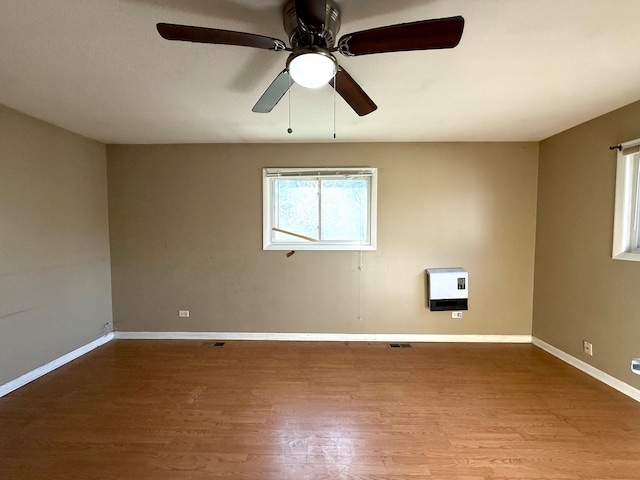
[1,340,640,479]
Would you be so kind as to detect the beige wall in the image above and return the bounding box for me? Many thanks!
[0,104,112,386]
[534,100,640,389]
[107,142,538,335]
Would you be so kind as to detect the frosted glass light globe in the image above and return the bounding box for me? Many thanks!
[288,51,337,89]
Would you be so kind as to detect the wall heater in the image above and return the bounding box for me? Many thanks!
[425,267,468,311]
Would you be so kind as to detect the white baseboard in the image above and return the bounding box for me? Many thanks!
[532,337,640,403]
[3,332,638,405]
[0,332,114,398]
[114,331,532,343]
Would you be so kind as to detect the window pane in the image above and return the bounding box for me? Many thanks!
[632,154,640,251]
[320,178,368,241]
[613,146,640,260]
[273,179,319,242]
[263,167,377,251]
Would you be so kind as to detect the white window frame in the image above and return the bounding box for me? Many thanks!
[612,139,640,261]
[263,167,377,251]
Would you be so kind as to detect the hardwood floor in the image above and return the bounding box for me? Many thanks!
[1,340,640,479]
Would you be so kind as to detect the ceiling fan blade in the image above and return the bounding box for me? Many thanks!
[252,70,293,113]
[329,67,377,116]
[157,23,288,51]
[294,0,327,31]
[338,16,464,56]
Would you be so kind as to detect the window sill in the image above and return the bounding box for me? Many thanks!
[612,251,640,262]
[264,243,376,251]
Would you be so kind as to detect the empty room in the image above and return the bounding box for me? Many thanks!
[2,1,640,478]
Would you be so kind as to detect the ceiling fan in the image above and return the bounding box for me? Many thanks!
[157,0,464,116]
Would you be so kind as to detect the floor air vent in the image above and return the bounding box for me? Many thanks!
[203,341,225,347]
[389,343,412,348]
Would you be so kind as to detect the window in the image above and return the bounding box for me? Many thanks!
[263,167,377,250]
[612,140,640,261]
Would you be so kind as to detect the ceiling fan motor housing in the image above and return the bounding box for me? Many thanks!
[283,0,341,49]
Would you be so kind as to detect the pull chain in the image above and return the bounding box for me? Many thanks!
[287,77,293,134]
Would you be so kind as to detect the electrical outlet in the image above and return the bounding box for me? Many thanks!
[452,311,463,319]
[179,310,190,318]
[583,340,593,356]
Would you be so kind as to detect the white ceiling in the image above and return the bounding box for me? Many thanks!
[1,0,640,144]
